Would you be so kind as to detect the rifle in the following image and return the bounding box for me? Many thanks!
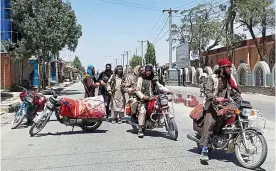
[80,76,92,97]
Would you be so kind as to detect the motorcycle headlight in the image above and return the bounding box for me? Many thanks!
[242,108,255,117]
[26,96,34,103]
[46,101,53,109]
[160,99,168,105]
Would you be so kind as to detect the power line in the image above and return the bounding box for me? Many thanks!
[99,0,160,11]
[153,30,169,45]
[112,0,162,10]
[152,17,169,43]
[147,13,165,35]
[174,0,202,9]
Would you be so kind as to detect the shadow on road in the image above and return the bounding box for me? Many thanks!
[33,129,108,137]
[126,129,173,140]
[187,148,267,170]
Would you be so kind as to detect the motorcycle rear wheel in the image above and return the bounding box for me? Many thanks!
[29,115,48,136]
[81,120,102,131]
[11,114,25,129]
[235,129,268,169]
[166,118,178,141]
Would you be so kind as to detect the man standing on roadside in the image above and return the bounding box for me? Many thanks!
[98,64,113,118]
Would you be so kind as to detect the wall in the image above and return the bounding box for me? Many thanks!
[204,35,274,70]
[180,60,275,96]
[1,54,11,89]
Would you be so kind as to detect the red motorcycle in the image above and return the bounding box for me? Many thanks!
[11,86,46,129]
[187,99,267,169]
[128,93,178,140]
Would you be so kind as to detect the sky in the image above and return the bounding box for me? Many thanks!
[59,0,265,71]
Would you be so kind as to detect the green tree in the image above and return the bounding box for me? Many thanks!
[144,41,156,67]
[235,0,275,61]
[72,56,82,69]
[172,2,225,66]
[129,55,142,68]
[72,56,86,74]
[10,0,82,90]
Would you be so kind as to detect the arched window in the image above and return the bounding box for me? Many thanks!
[239,68,246,85]
[255,67,263,86]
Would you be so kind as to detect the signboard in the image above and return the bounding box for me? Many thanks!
[175,42,189,68]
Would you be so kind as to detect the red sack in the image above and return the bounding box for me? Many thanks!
[59,96,105,119]
[189,104,204,121]
[147,99,156,115]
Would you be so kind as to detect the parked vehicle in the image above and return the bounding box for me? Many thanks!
[128,93,178,140]
[29,90,105,136]
[187,99,267,169]
[11,86,46,129]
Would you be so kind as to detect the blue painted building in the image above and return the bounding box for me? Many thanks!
[1,0,11,41]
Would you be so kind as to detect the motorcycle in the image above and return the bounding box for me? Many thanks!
[128,93,178,140]
[29,90,105,136]
[187,99,267,169]
[11,86,46,129]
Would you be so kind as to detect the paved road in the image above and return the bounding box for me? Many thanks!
[168,86,276,121]
[1,82,275,171]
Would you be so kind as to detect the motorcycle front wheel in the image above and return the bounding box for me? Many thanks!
[11,112,25,129]
[165,117,178,141]
[235,129,268,169]
[29,114,49,136]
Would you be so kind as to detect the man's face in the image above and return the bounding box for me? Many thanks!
[117,68,123,75]
[223,66,231,75]
[106,65,111,71]
[145,69,152,77]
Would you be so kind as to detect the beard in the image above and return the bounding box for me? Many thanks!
[223,71,231,78]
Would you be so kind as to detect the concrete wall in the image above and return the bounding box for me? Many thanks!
[180,61,275,96]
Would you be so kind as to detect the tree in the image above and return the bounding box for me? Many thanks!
[172,2,225,67]
[235,0,275,61]
[72,56,86,74]
[72,56,82,69]
[10,0,82,90]
[129,55,142,68]
[144,41,156,67]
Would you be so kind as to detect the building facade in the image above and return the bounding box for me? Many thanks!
[202,35,275,71]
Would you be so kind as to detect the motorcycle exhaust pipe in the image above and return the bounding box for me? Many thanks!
[187,133,200,143]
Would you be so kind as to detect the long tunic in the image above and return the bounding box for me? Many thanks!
[204,74,242,110]
[107,75,125,112]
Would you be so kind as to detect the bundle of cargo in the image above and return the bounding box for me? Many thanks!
[59,96,106,119]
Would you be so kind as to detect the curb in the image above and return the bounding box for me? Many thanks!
[0,102,20,114]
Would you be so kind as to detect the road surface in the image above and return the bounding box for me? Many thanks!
[1,82,275,171]
[168,86,276,121]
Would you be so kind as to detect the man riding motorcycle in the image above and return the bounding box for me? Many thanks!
[98,64,113,118]
[135,64,171,138]
[199,59,243,161]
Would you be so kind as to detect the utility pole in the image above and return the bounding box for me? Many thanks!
[138,40,147,65]
[136,48,138,56]
[115,59,120,66]
[121,54,125,69]
[163,8,178,69]
[124,51,131,73]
